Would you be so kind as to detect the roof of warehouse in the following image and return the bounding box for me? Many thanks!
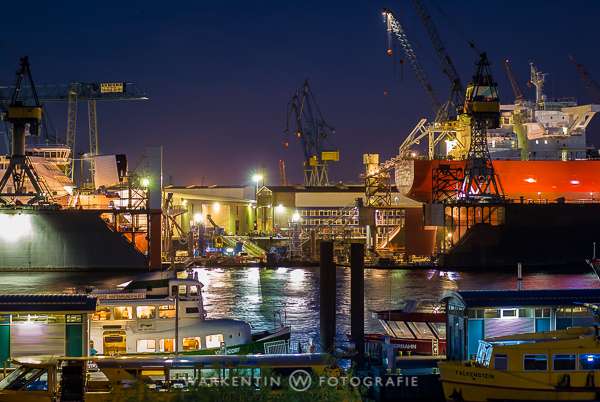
[0,294,97,312]
[456,289,600,308]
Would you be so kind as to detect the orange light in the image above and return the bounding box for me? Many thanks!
[386,49,393,57]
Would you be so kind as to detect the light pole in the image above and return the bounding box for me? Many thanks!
[252,173,263,232]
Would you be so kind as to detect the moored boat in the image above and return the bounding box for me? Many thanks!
[88,271,290,356]
[438,326,600,401]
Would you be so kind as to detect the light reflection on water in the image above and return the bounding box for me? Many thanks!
[0,267,598,348]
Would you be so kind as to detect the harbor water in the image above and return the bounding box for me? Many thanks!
[0,267,598,348]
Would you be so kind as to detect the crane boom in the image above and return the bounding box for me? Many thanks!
[410,0,463,99]
[382,8,440,111]
[569,55,600,103]
[503,59,524,103]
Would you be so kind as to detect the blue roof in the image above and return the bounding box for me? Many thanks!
[457,289,600,308]
[0,294,97,312]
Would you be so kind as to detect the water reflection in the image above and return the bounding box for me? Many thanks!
[0,267,597,348]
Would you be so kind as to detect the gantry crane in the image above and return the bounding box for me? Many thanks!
[569,55,600,104]
[285,80,338,187]
[0,57,50,205]
[0,82,148,186]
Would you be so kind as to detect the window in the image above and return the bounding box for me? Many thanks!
[186,307,199,314]
[494,354,508,370]
[66,314,82,323]
[205,334,224,349]
[524,354,547,371]
[553,354,576,370]
[137,339,156,353]
[190,286,198,296]
[136,306,156,320]
[92,307,111,321]
[483,309,500,318]
[159,305,176,319]
[580,354,600,370]
[179,285,187,296]
[113,306,132,320]
[183,337,202,351]
[535,308,551,318]
[501,309,517,318]
[160,338,175,352]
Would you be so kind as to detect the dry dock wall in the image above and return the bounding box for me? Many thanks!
[442,203,600,269]
[0,209,147,270]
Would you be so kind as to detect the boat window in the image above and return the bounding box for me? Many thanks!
[160,338,175,353]
[92,307,111,321]
[518,309,532,318]
[524,354,548,371]
[483,309,500,318]
[190,285,198,296]
[494,354,508,370]
[0,367,45,390]
[553,354,576,370]
[183,337,202,351]
[186,307,199,314]
[206,334,224,349]
[159,305,176,319]
[136,306,156,320]
[179,285,187,296]
[579,354,600,370]
[476,341,493,367]
[137,339,156,353]
[24,371,47,391]
[113,306,132,320]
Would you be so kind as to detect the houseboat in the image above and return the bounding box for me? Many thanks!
[438,326,600,402]
[88,271,290,356]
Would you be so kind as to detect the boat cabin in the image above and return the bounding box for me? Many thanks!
[443,289,600,360]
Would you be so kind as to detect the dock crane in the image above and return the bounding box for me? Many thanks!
[0,82,148,186]
[569,55,600,104]
[503,59,525,104]
[0,57,50,205]
[285,80,338,187]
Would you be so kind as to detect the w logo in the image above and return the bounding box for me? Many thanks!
[288,369,312,392]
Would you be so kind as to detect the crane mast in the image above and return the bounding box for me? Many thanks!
[503,59,525,103]
[382,8,440,112]
[569,55,600,103]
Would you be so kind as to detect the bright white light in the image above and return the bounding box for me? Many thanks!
[524,177,537,183]
[0,214,32,242]
[212,202,220,212]
[570,179,580,185]
[140,177,150,188]
[193,213,204,224]
[225,247,234,253]
[275,204,285,214]
[445,139,457,154]
[291,211,301,222]
[63,185,74,195]
[182,199,188,206]
[252,174,263,183]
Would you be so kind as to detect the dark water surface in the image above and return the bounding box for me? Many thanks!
[0,267,598,347]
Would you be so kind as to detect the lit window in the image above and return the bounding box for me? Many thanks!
[554,354,576,370]
[501,309,517,318]
[92,307,111,321]
[113,306,133,320]
[524,354,547,371]
[179,285,187,296]
[159,305,176,319]
[136,339,156,353]
[159,338,175,352]
[494,354,508,370]
[190,286,198,296]
[580,354,600,370]
[205,334,224,349]
[183,337,202,351]
[136,306,156,320]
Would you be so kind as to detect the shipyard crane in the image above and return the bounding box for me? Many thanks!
[569,55,600,104]
[284,80,338,187]
[410,0,464,118]
[0,82,148,186]
[0,57,50,205]
[503,59,525,104]
[382,8,440,112]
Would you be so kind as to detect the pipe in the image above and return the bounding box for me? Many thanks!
[350,242,365,367]
[319,241,335,353]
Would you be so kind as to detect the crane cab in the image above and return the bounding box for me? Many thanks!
[462,53,501,129]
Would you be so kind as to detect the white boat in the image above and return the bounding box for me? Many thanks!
[88,271,291,356]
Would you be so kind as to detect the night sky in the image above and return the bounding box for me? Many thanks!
[3,0,600,186]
